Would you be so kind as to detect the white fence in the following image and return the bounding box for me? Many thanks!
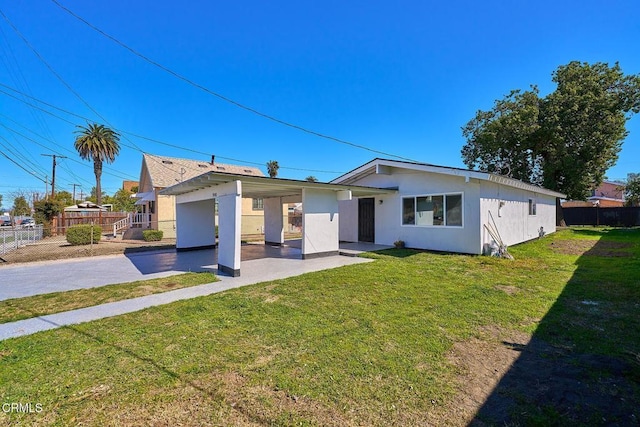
[0,225,44,255]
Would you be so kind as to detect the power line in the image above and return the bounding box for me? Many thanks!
[41,153,67,197]
[0,138,47,183]
[0,120,136,181]
[48,0,417,163]
[0,23,57,145]
[0,82,347,174]
[0,124,49,176]
[1,8,352,178]
[0,8,155,165]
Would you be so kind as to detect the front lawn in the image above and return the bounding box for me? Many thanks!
[1,228,638,425]
[0,272,217,324]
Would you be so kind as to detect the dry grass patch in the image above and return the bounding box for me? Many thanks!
[549,239,632,256]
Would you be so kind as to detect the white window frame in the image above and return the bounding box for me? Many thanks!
[401,192,464,228]
[528,198,537,216]
[252,198,264,211]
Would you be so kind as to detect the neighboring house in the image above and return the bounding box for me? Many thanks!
[561,200,595,208]
[122,180,139,193]
[64,201,108,212]
[561,181,626,208]
[588,181,625,207]
[135,154,265,238]
[332,158,565,255]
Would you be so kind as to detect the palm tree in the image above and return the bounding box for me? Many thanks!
[74,123,120,205]
[266,160,279,178]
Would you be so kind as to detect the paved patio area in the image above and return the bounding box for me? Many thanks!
[0,240,391,340]
[0,240,390,300]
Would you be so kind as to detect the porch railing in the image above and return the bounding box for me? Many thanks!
[112,213,149,236]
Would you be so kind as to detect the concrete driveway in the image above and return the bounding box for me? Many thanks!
[0,248,217,300]
[0,244,382,340]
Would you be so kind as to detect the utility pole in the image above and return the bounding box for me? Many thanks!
[41,154,67,199]
[70,184,81,204]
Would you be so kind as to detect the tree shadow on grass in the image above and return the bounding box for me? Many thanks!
[471,232,640,425]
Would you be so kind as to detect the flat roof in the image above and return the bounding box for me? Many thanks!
[159,171,396,199]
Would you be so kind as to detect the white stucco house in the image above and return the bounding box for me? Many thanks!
[160,157,564,276]
[332,158,565,255]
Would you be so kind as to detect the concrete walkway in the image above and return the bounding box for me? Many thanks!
[0,252,372,341]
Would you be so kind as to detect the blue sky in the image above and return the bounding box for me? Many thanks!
[0,0,639,207]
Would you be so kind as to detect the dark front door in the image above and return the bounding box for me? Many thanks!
[358,198,375,243]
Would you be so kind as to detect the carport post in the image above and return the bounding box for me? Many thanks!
[217,180,242,276]
[301,188,340,259]
[264,197,284,245]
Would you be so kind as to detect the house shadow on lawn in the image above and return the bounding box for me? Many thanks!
[471,230,640,425]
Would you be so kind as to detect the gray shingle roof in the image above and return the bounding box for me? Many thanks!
[143,154,264,188]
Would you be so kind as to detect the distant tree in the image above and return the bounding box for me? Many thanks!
[34,199,62,221]
[74,123,120,205]
[111,188,136,212]
[462,61,640,200]
[11,196,31,216]
[54,191,74,207]
[87,187,107,204]
[0,193,3,210]
[625,173,640,207]
[266,160,280,178]
[34,198,63,236]
[305,176,318,182]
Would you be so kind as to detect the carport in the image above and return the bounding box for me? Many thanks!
[159,172,394,276]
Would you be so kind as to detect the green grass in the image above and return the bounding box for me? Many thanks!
[0,272,217,324]
[0,228,638,426]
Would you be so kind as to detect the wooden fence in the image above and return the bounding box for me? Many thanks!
[562,206,640,227]
[53,211,129,235]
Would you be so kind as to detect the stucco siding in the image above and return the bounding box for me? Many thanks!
[345,169,483,254]
[338,199,358,242]
[479,182,557,250]
[157,193,176,238]
[302,188,339,256]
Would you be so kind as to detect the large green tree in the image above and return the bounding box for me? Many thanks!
[462,62,640,200]
[74,123,120,205]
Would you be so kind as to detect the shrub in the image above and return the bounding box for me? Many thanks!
[394,240,406,249]
[143,230,163,242]
[66,224,102,245]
